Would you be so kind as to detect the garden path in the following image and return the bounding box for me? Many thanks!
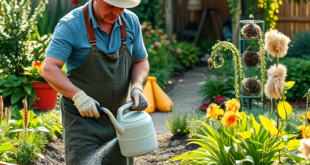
[150,66,207,134]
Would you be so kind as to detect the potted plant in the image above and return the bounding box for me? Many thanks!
[25,61,58,111]
[0,0,49,109]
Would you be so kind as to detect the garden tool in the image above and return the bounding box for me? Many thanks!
[96,101,158,157]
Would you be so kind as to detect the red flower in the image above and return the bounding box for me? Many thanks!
[33,62,41,68]
[199,101,209,110]
[72,0,79,5]
[214,96,225,102]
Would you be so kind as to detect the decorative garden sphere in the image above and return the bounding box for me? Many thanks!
[242,78,261,95]
[241,23,261,39]
[242,50,261,67]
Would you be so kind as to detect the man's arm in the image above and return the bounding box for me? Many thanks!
[42,57,81,99]
[131,59,149,86]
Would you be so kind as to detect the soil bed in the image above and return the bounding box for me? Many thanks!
[30,134,198,165]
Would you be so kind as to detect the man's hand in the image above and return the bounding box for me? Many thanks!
[130,83,148,111]
[72,90,100,118]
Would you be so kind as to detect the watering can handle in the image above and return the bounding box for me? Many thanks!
[95,102,135,122]
[117,101,135,122]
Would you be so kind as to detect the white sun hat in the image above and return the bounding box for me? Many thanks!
[103,0,141,8]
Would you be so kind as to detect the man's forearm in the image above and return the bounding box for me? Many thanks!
[42,64,80,99]
[131,59,149,87]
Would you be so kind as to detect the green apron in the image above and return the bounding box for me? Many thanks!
[60,3,133,165]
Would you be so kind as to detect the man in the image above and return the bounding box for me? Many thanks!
[42,0,149,164]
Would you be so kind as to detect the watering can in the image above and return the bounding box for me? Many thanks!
[96,101,158,157]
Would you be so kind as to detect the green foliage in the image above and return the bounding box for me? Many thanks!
[227,0,242,24]
[0,104,62,163]
[199,38,217,54]
[198,75,235,102]
[187,111,221,136]
[142,23,183,87]
[165,111,190,135]
[130,0,164,28]
[283,112,303,135]
[0,75,37,105]
[287,31,310,59]
[174,41,200,68]
[170,112,303,164]
[0,0,48,76]
[280,58,310,101]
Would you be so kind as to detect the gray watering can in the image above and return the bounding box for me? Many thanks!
[96,101,158,157]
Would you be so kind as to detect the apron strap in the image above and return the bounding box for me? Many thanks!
[83,4,96,49]
[83,3,127,48]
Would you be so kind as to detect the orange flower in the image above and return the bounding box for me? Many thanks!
[224,112,239,128]
[226,99,240,113]
[206,103,218,119]
[299,125,310,139]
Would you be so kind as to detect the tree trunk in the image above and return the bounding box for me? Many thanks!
[165,0,173,40]
[232,0,241,48]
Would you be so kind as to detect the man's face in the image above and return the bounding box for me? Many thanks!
[93,0,125,25]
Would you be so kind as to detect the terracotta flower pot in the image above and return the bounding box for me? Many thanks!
[31,82,58,111]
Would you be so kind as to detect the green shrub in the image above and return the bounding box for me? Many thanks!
[199,38,217,54]
[281,58,310,101]
[287,31,310,59]
[165,111,190,135]
[174,41,201,68]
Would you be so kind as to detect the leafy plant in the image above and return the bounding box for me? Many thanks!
[0,75,37,105]
[0,0,48,77]
[174,41,200,68]
[287,31,310,59]
[170,112,303,164]
[281,58,310,101]
[142,22,183,88]
[198,75,235,102]
[165,111,190,135]
[130,0,164,28]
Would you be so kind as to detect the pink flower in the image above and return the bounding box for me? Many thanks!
[176,48,181,55]
[145,31,151,37]
[214,96,225,102]
[141,25,146,30]
[154,41,161,47]
[72,0,79,5]
[157,29,163,36]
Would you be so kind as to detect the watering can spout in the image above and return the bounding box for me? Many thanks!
[96,104,125,135]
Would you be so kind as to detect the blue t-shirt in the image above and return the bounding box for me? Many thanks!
[45,0,148,75]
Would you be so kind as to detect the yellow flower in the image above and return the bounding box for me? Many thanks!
[206,103,219,119]
[224,112,239,128]
[226,99,240,113]
[306,112,310,121]
[4,75,8,78]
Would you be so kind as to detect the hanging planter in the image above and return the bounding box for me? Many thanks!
[241,23,261,39]
[242,50,261,67]
[31,82,57,111]
[242,78,262,95]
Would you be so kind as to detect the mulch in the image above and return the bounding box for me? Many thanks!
[29,134,198,165]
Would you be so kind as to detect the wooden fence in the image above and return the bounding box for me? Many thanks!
[276,0,310,39]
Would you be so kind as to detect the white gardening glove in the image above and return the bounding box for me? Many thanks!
[130,83,148,111]
[72,90,100,118]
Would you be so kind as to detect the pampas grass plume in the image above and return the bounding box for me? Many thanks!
[264,29,290,58]
[265,64,287,100]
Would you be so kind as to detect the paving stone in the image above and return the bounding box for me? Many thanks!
[151,66,207,134]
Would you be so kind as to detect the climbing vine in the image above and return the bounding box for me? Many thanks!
[258,0,309,30]
[227,0,242,24]
[258,35,267,96]
[211,41,244,99]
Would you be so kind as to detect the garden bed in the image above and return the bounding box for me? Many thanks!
[30,134,198,165]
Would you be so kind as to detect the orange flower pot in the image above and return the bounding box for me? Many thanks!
[31,82,58,111]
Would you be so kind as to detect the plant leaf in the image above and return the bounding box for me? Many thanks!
[278,101,292,120]
[259,115,278,135]
[11,88,24,104]
[286,140,300,151]
[285,81,295,90]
